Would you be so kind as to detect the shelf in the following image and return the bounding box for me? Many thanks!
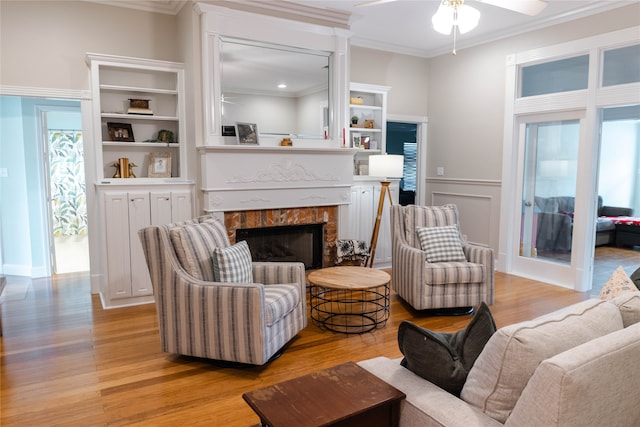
[100,84,178,95]
[101,113,178,121]
[350,104,382,110]
[102,141,179,147]
[349,128,382,133]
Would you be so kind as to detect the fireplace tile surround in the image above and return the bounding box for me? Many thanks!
[225,206,338,268]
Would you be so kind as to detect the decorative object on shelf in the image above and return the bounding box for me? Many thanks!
[351,116,359,126]
[107,122,135,142]
[352,132,361,148]
[127,98,153,115]
[112,157,135,178]
[360,135,371,149]
[157,129,175,143]
[366,154,404,267]
[364,119,375,129]
[350,96,364,105]
[235,122,259,145]
[221,125,236,136]
[148,152,172,178]
[280,137,293,146]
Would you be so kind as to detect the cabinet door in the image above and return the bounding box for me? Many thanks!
[150,192,173,225]
[350,185,375,243]
[128,192,152,296]
[171,190,193,222]
[104,192,133,299]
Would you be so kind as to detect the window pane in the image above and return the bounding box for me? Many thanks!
[521,55,589,97]
[602,44,640,87]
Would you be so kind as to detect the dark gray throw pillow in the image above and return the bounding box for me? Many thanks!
[398,302,496,396]
[629,267,640,290]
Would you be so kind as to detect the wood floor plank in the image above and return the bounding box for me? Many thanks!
[0,270,594,426]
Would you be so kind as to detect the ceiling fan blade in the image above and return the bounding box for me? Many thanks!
[356,0,398,7]
[478,0,548,16]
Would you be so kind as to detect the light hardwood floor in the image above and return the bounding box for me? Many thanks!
[0,272,592,426]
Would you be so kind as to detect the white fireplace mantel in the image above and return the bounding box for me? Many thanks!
[199,146,357,212]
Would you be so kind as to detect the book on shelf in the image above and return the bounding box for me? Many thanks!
[127,107,154,115]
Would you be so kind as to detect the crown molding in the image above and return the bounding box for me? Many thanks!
[85,0,188,15]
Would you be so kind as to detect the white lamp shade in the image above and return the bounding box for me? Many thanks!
[369,154,404,179]
[432,2,480,35]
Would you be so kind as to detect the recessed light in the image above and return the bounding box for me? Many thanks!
[278,83,287,88]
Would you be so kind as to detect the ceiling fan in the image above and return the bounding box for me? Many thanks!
[357,0,548,54]
[356,0,548,17]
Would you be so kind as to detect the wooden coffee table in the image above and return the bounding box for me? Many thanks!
[308,266,391,333]
[242,362,405,427]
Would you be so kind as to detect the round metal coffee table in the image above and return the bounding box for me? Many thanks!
[308,266,391,334]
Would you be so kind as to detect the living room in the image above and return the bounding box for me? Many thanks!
[1,0,639,424]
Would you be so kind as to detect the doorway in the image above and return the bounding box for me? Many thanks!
[41,108,89,274]
[386,116,428,206]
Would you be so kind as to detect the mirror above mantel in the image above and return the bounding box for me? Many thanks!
[221,38,330,139]
[199,3,350,147]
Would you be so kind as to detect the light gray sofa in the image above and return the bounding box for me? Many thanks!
[359,292,640,426]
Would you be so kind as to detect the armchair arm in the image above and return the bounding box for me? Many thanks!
[391,239,427,302]
[463,243,495,304]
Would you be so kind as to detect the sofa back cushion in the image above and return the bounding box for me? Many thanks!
[169,218,231,281]
[505,322,640,427]
[460,298,623,423]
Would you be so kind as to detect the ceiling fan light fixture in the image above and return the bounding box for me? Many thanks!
[432,0,480,35]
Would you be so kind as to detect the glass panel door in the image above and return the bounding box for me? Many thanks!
[513,114,584,287]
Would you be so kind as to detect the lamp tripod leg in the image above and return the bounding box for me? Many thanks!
[367,181,392,268]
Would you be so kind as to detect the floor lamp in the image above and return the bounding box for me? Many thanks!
[366,154,404,268]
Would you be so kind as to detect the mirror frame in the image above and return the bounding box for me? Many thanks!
[199,4,349,147]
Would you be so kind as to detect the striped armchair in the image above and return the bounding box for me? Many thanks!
[138,216,307,366]
[391,204,494,311]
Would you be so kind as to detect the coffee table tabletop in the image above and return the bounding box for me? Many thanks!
[242,362,405,427]
[307,266,390,290]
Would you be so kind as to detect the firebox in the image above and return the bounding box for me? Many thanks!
[236,223,324,270]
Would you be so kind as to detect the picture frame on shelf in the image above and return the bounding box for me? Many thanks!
[352,132,361,148]
[235,122,259,145]
[148,152,171,178]
[107,122,135,142]
[360,135,371,149]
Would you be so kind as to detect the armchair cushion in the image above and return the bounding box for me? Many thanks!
[417,225,466,263]
[169,219,231,281]
[212,240,253,283]
[404,204,461,249]
[264,284,302,326]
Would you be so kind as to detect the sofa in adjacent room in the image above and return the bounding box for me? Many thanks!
[534,195,633,251]
[358,292,640,427]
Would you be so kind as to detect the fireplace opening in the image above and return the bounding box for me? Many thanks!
[236,223,324,270]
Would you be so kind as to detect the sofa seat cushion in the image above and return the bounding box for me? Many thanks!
[596,217,615,232]
[263,284,301,327]
[358,356,504,427]
[461,298,623,423]
[424,262,485,285]
[505,322,640,427]
[169,219,231,281]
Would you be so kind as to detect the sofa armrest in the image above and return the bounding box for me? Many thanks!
[600,205,633,217]
[359,357,503,427]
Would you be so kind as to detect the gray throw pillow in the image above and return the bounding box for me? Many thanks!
[398,302,496,396]
[212,240,253,283]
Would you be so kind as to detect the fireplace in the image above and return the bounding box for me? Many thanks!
[236,223,324,269]
[224,206,338,268]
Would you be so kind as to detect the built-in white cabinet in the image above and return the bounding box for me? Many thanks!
[349,83,390,176]
[348,179,399,267]
[100,187,193,307]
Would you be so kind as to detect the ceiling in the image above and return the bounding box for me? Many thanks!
[89,0,635,58]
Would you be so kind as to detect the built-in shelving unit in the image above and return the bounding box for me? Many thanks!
[87,53,187,181]
[348,82,390,175]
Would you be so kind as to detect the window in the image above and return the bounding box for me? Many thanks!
[602,44,640,87]
[520,55,589,97]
